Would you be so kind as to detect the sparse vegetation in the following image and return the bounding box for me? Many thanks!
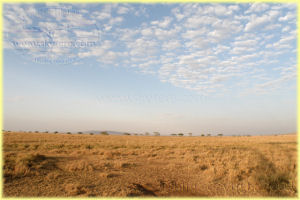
[3,131,297,197]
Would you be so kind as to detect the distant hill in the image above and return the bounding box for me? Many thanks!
[83,130,124,135]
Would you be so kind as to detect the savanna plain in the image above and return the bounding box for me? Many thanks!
[3,131,297,197]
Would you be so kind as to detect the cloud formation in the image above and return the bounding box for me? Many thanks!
[3,3,297,96]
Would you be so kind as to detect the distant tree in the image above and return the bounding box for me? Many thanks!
[201,134,205,136]
[188,133,192,136]
[123,132,131,135]
[28,131,32,133]
[171,133,177,136]
[145,132,150,136]
[178,133,184,136]
[154,132,160,136]
[89,133,94,135]
[207,134,211,136]
[134,133,138,136]
[217,134,223,136]
[35,131,39,133]
[100,131,109,135]
[78,132,83,134]
[67,132,71,134]
[54,131,58,134]
[44,131,49,133]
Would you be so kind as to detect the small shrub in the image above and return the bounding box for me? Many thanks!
[199,164,208,171]
[85,144,93,149]
[78,132,83,134]
[101,131,109,135]
[99,172,118,179]
[154,132,160,136]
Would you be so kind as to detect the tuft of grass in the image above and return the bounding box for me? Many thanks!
[64,183,89,196]
[65,160,94,172]
[257,172,290,196]
[46,171,61,180]
[14,153,47,175]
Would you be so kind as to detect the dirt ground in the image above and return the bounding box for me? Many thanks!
[3,131,297,197]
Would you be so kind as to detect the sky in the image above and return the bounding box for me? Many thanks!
[3,3,297,135]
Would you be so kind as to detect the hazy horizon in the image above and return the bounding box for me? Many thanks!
[3,3,297,135]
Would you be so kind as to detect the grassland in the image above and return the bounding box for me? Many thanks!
[3,131,297,197]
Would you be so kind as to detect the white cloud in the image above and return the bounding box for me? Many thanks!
[244,15,270,32]
[3,3,297,96]
[279,12,295,22]
[162,40,181,51]
[213,4,232,16]
[245,3,269,13]
[140,28,153,36]
[117,6,130,14]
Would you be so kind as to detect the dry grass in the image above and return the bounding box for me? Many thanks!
[3,131,297,197]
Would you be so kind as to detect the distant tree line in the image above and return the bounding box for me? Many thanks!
[4,130,228,137]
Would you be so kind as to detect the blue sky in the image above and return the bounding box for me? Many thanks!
[3,3,297,135]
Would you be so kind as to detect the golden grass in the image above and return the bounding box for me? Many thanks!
[3,131,297,197]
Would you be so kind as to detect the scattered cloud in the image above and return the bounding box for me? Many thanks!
[3,3,297,96]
